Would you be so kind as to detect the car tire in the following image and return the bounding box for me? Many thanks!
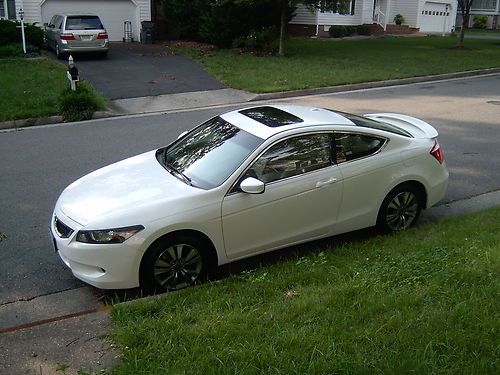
[55,44,64,59]
[140,234,214,293]
[377,184,423,233]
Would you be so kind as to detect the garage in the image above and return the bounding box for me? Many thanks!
[419,2,452,33]
[40,0,140,41]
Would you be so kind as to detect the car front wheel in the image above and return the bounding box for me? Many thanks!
[377,184,422,233]
[141,235,213,292]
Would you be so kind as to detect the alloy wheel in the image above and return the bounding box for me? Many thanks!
[385,191,419,231]
[153,243,203,290]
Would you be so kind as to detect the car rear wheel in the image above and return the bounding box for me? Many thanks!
[377,184,422,233]
[141,234,213,292]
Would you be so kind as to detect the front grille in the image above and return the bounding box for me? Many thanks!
[54,217,74,238]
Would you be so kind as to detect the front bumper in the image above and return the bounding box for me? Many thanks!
[51,211,143,289]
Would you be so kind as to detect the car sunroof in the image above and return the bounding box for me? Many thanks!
[240,106,304,128]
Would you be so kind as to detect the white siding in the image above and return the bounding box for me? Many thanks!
[289,4,317,25]
[317,1,364,26]
[391,1,420,26]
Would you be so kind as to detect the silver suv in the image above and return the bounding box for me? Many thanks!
[44,14,109,59]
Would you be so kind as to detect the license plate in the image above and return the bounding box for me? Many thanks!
[80,35,92,41]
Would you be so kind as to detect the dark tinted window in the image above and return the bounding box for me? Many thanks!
[335,133,385,163]
[246,133,332,184]
[65,16,104,30]
[161,117,263,189]
[240,107,304,128]
[334,111,412,137]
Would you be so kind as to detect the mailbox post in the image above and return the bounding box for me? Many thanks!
[67,55,79,91]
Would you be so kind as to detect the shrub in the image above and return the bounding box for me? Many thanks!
[59,81,105,122]
[329,25,358,38]
[473,15,488,29]
[393,14,405,25]
[25,24,44,49]
[233,26,279,53]
[357,24,371,36]
[0,19,17,46]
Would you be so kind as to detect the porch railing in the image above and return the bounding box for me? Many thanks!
[373,6,387,31]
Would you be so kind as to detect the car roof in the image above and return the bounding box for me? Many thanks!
[220,104,356,139]
[59,13,100,17]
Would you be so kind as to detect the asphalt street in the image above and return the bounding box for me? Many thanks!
[0,74,499,331]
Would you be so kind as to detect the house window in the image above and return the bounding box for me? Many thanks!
[320,0,356,16]
[0,0,16,20]
[471,0,497,11]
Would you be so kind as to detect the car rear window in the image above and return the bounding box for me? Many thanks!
[240,107,304,128]
[334,111,412,137]
[65,16,103,30]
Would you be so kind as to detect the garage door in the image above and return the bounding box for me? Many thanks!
[420,2,451,33]
[41,0,138,41]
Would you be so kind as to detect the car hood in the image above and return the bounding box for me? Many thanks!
[57,150,197,225]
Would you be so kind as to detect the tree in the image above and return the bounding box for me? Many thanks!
[457,0,474,48]
[238,0,350,56]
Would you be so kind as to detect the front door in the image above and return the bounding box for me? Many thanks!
[221,132,343,259]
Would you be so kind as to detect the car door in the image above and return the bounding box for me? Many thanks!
[221,132,343,259]
[333,131,391,231]
[45,15,58,47]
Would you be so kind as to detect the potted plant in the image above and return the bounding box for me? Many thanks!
[393,14,405,25]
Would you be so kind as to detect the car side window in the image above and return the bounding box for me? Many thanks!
[335,132,385,163]
[56,16,63,29]
[246,133,333,184]
[49,16,57,27]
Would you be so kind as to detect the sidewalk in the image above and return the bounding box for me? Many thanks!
[0,190,498,375]
[1,67,500,130]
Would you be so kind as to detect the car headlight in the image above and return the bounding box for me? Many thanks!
[76,225,144,244]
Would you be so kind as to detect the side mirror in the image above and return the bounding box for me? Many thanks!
[240,177,265,194]
[177,131,188,140]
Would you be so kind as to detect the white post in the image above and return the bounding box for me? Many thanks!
[19,8,26,54]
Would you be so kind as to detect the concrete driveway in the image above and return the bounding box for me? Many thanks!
[51,42,226,100]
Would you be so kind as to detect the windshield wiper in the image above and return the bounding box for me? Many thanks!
[164,161,192,186]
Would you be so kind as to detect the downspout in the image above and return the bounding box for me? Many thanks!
[385,0,391,30]
[315,7,319,37]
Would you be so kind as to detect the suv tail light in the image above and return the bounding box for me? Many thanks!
[430,139,444,164]
[60,33,76,40]
[97,33,108,39]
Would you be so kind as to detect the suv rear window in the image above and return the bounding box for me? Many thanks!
[65,16,103,30]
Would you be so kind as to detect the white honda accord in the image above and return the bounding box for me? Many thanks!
[51,105,448,291]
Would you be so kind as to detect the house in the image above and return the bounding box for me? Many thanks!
[457,0,500,29]
[0,0,152,41]
[289,0,459,37]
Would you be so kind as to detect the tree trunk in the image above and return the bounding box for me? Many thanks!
[457,13,468,48]
[279,6,287,56]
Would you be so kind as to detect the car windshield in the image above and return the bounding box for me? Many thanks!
[160,117,264,189]
[65,16,103,30]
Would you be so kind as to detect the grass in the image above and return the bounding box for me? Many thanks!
[172,36,500,92]
[0,57,105,122]
[111,207,500,375]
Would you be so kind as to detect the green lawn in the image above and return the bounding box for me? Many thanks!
[0,58,68,121]
[0,57,105,122]
[111,208,500,375]
[172,36,500,93]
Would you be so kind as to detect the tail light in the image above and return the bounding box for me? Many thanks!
[60,33,76,40]
[97,33,108,40]
[430,139,444,164]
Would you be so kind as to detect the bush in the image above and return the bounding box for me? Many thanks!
[233,26,279,53]
[329,25,358,38]
[0,19,17,46]
[473,15,488,29]
[0,20,43,50]
[393,14,405,25]
[357,24,371,36]
[59,82,105,122]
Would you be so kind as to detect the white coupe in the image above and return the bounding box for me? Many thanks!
[51,105,448,291]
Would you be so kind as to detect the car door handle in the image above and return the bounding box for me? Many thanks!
[315,177,338,188]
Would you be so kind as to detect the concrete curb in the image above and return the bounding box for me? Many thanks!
[1,67,499,130]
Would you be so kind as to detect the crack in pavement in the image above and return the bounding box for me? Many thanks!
[0,287,79,307]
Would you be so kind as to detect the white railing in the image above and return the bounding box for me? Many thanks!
[373,6,387,31]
